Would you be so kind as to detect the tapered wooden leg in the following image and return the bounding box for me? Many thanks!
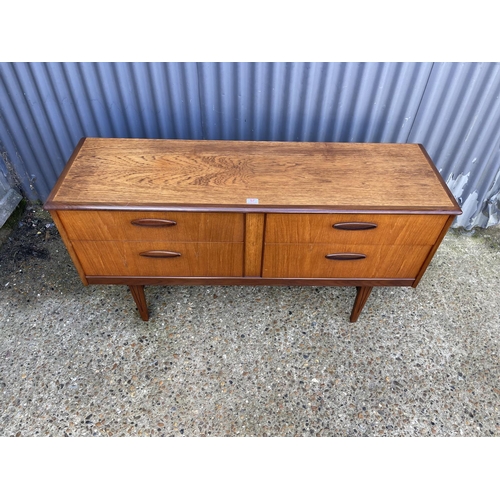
[129,285,149,321]
[350,286,373,322]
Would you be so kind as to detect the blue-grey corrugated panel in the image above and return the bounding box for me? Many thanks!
[408,62,500,228]
[1,62,499,228]
[197,62,433,142]
[0,156,12,192]
[0,63,43,197]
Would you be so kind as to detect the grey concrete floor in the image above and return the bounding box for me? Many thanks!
[1,204,499,437]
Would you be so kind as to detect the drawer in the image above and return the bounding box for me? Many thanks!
[262,243,432,279]
[265,214,448,246]
[72,240,244,277]
[57,211,244,242]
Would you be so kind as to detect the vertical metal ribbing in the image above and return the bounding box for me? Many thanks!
[0,61,498,229]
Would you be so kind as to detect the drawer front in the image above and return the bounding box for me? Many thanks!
[265,214,448,246]
[72,241,244,277]
[58,211,244,242]
[262,243,432,279]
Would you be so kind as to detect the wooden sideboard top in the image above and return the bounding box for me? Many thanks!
[45,138,461,214]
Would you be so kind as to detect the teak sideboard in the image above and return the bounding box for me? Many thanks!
[44,138,461,322]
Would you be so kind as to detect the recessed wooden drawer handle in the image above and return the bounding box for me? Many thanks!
[333,222,377,230]
[139,251,182,258]
[131,218,177,227]
[325,253,366,260]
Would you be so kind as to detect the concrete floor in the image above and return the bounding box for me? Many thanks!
[1,204,499,436]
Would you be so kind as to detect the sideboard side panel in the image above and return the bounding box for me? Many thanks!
[49,210,89,285]
[412,214,456,287]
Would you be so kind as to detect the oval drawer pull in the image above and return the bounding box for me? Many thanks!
[333,222,377,230]
[139,251,182,258]
[325,253,366,261]
[131,218,177,227]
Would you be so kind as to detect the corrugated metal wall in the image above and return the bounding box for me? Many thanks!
[1,62,499,228]
[408,63,500,228]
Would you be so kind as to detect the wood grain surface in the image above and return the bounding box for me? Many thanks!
[86,276,415,287]
[72,241,244,277]
[244,213,265,276]
[50,210,89,285]
[57,210,244,242]
[265,213,448,245]
[47,138,460,211]
[412,214,456,287]
[262,243,432,278]
[43,138,462,322]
